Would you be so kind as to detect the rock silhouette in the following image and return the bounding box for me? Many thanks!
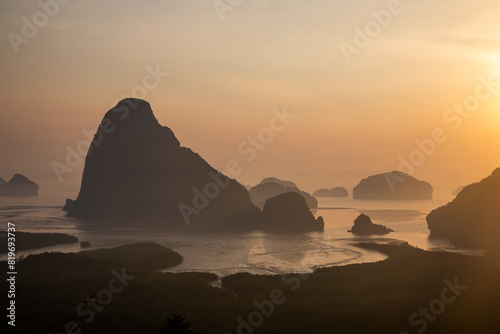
[62,198,75,212]
[427,168,500,248]
[249,182,318,209]
[353,171,432,200]
[67,98,260,229]
[259,177,297,189]
[313,187,348,198]
[261,192,324,232]
[0,174,39,196]
[349,214,394,235]
[0,177,5,186]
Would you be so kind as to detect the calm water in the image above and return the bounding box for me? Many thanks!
[0,193,483,276]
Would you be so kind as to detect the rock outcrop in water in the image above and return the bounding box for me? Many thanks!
[67,98,260,229]
[349,214,394,235]
[62,198,75,212]
[427,168,500,248]
[353,171,432,200]
[249,182,318,209]
[0,174,39,196]
[313,187,348,198]
[261,192,324,232]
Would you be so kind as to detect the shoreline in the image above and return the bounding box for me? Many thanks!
[2,241,497,333]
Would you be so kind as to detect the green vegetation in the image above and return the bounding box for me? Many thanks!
[1,242,499,333]
[0,231,78,253]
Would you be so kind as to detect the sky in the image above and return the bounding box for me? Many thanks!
[1,0,500,197]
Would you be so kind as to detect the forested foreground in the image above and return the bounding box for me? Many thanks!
[2,242,500,333]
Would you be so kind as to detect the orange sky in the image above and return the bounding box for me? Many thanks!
[1,0,500,198]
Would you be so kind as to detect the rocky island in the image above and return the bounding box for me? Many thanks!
[427,168,500,249]
[65,99,322,233]
[353,171,432,200]
[349,214,394,235]
[67,98,260,230]
[260,192,324,232]
[249,180,318,209]
[0,174,39,196]
[259,177,297,188]
[313,187,348,198]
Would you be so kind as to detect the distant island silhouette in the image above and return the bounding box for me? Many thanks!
[0,173,38,196]
[259,177,297,188]
[427,168,500,249]
[66,99,322,232]
[353,171,432,200]
[313,187,348,198]
[249,178,318,209]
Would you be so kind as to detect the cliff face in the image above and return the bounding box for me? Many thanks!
[427,168,500,248]
[353,171,433,200]
[0,174,38,196]
[248,182,318,209]
[68,99,259,229]
[260,192,324,232]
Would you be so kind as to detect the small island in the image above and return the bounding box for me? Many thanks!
[353,171,433,200]
[313,187,348,198]
[260,192,324,232]
[249,180,318,209]
[259,177,298,188]
[349,214,394,235]
[0,174,39,196]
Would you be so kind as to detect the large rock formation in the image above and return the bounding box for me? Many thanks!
[67,98,260,229]
[427,168,500,248]
[353,171,432,200]
[260,192,324,232]
[0,178,5,186]
[248,182,318,209]
[259,177,297,189]
[0,174,39,196]
[313,187,348,198]
[349,214,394,235]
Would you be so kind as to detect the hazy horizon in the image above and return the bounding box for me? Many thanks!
[2,0,500,196]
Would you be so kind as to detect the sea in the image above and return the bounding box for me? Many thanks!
[0,193,484,277]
